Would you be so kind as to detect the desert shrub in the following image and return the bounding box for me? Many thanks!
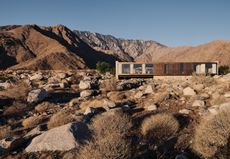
[22,115,46,128]
[91,110,132,137]
[48,111,76,129]
[77,133,132,159]
[141,113,179,144]
[218,65,230,75]
[0,126,12,140]
[99,79,117,91]
[0,81,30,101]
[3,102,27,116]
[192,108,230,159]
[96,61,112,74]
[191,73,216,87]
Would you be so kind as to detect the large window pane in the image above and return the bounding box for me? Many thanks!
[122,64,130,74]
[134,64,142,74]
[146,64,153,74]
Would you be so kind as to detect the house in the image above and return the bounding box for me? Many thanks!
[115,61,218,79]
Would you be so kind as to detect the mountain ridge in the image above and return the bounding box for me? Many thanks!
[0,24,230,70]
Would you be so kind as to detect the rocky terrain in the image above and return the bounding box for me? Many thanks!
[0,70,230,159]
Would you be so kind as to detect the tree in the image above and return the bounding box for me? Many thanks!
[96,61,112,74]
[218,65,230,75]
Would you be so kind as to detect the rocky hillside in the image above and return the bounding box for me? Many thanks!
[75,31,230,66]
[0,25,118,70]
[74,30,166,61]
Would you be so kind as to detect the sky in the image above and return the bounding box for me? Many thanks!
[0,0,229,47]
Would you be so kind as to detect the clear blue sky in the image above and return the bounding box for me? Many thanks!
[0,0,229,47]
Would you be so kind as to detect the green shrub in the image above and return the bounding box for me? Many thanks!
[96,61,112,74]
[218,65,230,75]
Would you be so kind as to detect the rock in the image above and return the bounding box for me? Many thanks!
[29,73,43,81]
[0,82,11,89]
[103,99,116,108]
[183,87,196,96]
[57,72,68,79]
[145,104,157,111]
[199,93,210,100]
[27,89,48,103]
[83,107,98,115]
[224,92,230,98]
[116,80,143,91]
[145,84,156,94]
[0,137,25,153]
[69,98,80,108]
[192,100,205,107]
[79,80,91,90]
[60,81,70,89]
[193,84,204,92]
[80,90,94,98]
[134,91,145,98]
[179,109,191,115]
[25,122,90,152]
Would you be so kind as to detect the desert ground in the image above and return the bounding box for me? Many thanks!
[0,70,230,159]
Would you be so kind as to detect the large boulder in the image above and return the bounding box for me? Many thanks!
[25,122,90,152]
[79,80,98,90]
[183,87,196,96]
[27,89,48,103]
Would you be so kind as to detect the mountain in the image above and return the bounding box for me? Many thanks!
[74,31,166,61]
[0,25,118,70]
[0,24,230,70]
[75,31,230,66]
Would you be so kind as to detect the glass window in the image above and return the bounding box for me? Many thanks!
[122,64,130,74]
[134,64,142,74]
[205,63,212,74]
[180,63,184,74]
[164,64,169,74]
[146,64,153,74]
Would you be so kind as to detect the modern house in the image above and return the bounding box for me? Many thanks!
[115,61,218,79]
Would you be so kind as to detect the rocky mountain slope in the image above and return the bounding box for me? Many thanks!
[0,25,118,70]
[0,24,230,70]
[74,30,166,61]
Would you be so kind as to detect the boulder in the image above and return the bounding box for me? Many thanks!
[224,92,230,98]
[144,104,157,111]
[183,87,196,96]
[192,100,205,107]
[29,73,43,81]
[103,99,116,109]
[80,90,94,98]
[27,89,48,103]
[79,80,98,90]
[179,109,191,115]
[193,84,204,92]
[25,122,90,152]
[145,84,156,94]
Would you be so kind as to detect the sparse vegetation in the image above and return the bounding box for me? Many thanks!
[218,65,230,75]
[47,111,76,129]
[22,115,47,128]
[77,133,132,159]
[141,113,179,144]
[0,126,12,140]
[191,73,216,87]
[96,61,112,74]
[192,108,230,158]
[0,81,30,101]
[91,110,132,137]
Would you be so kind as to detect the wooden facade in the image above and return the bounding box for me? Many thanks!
[116,61,218,79]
